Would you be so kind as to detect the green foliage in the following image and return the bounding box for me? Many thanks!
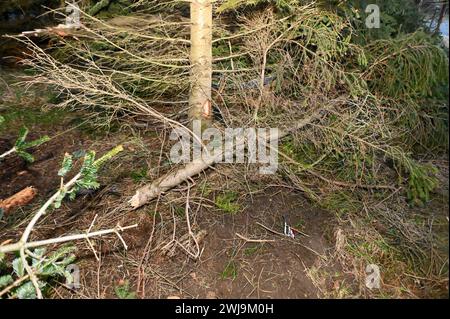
[220,260,238,280]
[12,258,25,277]
[58,153,73,177]
[387,97,449,155]
[271,8,447,206]
[130,167,148,183]
[90,0,133,18]
[243,244,263,256]
[396,155,439,205]
[232,5,367,97]
[0,275,13,289]
[36,247,76,277]
[280,138,323,171]
[364,32,449,99]
[10,126,50,163]
[340,0,427,43]
[215,191,241,214]
[54,145,123,208]
[319,191,363,216]
[114,280,136,299]
[93,145,124,168]
[217,0,299,12]
[0,246,76,299]
[0,105,68,133]
[407,168,437,205]
[16,281,41,299]
[76,151,100,190]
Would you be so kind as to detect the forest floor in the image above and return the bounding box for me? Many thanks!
[1,68,448,299]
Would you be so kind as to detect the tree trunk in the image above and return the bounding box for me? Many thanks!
[435,2,447,35]
[189,0,213,129]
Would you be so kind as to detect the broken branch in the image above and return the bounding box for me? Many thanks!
[129,97,344,209]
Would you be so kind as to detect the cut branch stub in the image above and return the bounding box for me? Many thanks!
[0,186,37,216]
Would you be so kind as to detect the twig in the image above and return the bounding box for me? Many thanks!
[256,222,286,237]
[289,226,311,238]
[255,222,326,260]
[235,233,275,243]
[177,186,201,259]
[0,274,31,298]
[0,224,138,253]
[0,147,16,159]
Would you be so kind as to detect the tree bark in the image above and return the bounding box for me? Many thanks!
[435,2,448,35]
[0,186,37,216]
[189,0,213,128]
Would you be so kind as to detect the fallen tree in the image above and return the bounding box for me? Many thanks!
[16,2,447,209]
[129,98,342,208]
[3,0,447,299]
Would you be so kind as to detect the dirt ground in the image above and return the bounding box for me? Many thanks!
[177,191,340,299]
[63,189,342,299]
